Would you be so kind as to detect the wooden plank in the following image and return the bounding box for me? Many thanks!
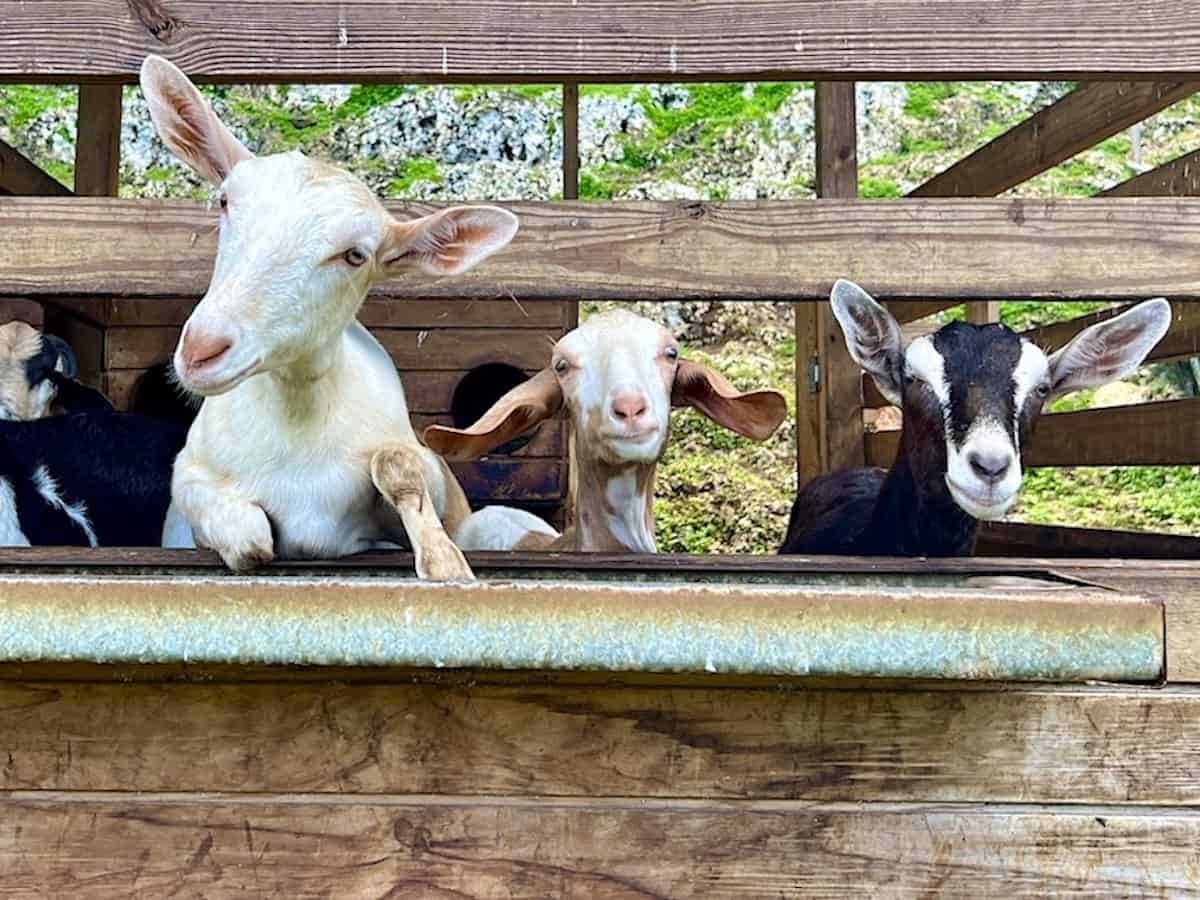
[562,83,579,201]
[6,2,1200,81]
[103,325,177,368]
[0,140,71,196]
[73,83,122,196]
[0,298,43,327]
[2,797,1199,898]
[1024,300,1200,363]
[452,458,563,502]
[1101,147,1200,197]
[886,300,960,323]
[977,520,1200,560]
[911,81,1200,197]
[39,306,103,387]
[865,398,1200,468]
[10,198,1200,302]
[807,82,863,478]
[4,680,1200,802]
[375,327,559,371]
[965,301,1002,324]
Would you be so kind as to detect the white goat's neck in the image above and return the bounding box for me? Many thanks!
[567,437,657,553]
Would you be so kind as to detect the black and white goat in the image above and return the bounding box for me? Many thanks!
[0,364,197,547]
[780,280,1172,556]
[0,321,111,419]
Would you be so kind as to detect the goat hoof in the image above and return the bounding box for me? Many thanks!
[415,540,475,582]
[219,541,275,573]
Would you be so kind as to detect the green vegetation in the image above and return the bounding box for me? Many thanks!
[903,83,958,120]
[386,157,443,195]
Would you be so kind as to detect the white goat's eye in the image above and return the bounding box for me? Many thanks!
[343,248,368,267]
[218,193,228,211]
[553,358,569,375]
[665,346,679,360]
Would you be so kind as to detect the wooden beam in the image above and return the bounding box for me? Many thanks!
[977,521,1200,559]
[911,81,1200,197]
[1023,301,1200,362]
[1100,147,1200,197]
[0,141,71,196]
[6,2,1200,82]
[965,301,1002,324]
[73,83,122,196]
[561,82,580,336]
[3,681,1200,801]
[886,300,960,323]
[5,197,1200,302]
[865,398,1200,468]
[800,82,862,481]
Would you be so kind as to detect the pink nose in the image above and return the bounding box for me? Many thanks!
[179,328,233,371]
[610,391,649,423]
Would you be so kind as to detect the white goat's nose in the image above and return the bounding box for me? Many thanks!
[968,449,1012,484]
[179,326,233,372]
[610,391,649,424]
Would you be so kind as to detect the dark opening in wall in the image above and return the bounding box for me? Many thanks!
[451,362,535,455]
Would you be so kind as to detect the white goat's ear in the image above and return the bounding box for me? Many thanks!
[383,205,519,277]
[1048,298,1172,397]
[139,55,254,185]
[671,360,788,440]
[829,278,905,406]
[423,368,562,461]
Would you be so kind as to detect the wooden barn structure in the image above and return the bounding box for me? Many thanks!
[1,2,1200,895]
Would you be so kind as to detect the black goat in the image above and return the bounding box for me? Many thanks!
[780,280,1172,557]
[0,362,198,547]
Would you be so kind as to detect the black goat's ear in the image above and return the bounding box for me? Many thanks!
[42,334,78,380]
[829,279,904,405]
[1047,298,1171,397]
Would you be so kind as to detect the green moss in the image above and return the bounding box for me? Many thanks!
[338,85,408,120]
[227,92,333,149]
[0,85,74,129]
[859,176,902,198]
[386,157,443,195]
[904,83,959,119]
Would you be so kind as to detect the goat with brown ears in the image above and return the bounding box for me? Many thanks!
[425,309,788,552]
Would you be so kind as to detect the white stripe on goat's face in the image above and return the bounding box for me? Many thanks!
[904,323,1051,521]
[552,310,678,465]
[176,153,389,395]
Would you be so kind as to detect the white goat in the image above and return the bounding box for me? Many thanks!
[424,309,787,551]
[141,56,518,578]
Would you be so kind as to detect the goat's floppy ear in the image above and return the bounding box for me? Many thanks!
[829,278,905,406]
[139,55,254,185]
[671,360,787,441]
[382,205,519,277]
[423,368,562,461]
[1047,298,1171,397]
[42,335,78,379]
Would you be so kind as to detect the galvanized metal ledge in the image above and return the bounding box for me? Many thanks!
[0,573,1164,682]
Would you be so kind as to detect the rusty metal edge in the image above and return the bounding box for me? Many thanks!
[0,573,1164,682]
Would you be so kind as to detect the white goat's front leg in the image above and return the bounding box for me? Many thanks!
[370,444,473,582]
[171,457,274,572]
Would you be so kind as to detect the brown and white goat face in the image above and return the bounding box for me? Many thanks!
[831,280,1171,521]
[0,323,77,421]
[423,309,787,466]
[139,56,518,396]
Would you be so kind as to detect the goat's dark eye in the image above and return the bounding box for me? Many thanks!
[218,193,228,211]
[343,248,368,267]
[1035,383,1051,398]
[554,358,569,375]
[665,346,679,361]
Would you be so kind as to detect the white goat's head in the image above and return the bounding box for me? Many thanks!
[424,309,787,465]
[139,56,518,395]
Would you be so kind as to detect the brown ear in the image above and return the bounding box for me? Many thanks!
[423,368,563,461]
[382,205,519,277]
[139,55,254,185]
[671,359,787,441]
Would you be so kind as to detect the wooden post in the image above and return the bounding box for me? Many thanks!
[965,301,1002,325]
[74,84,122,197]
[561,81,580,333]
[797,82,862,486]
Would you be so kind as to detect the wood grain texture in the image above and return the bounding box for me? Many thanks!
[6,1,1200,81]
[2,681,1200,802]
[977,521,1200,560]
[911,81,1200,197]
[0,141,71,196]
[73,83,122,196]
[1101,147,1200,197]
[8,198,1200,301]
[1,796,1198,898]
[866,398,1200,468]
[0,299,43,327]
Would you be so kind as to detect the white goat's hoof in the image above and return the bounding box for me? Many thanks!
[415,539,475,582]
[200,504,275,573]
